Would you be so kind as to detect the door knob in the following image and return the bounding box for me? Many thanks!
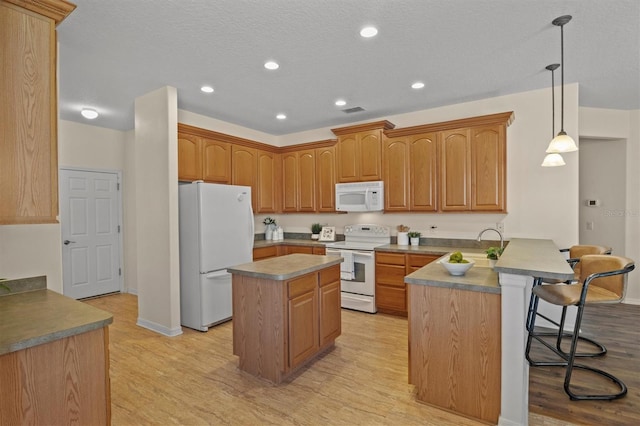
[63,240,76,245]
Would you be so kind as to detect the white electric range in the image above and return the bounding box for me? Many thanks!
[325,224,390,313]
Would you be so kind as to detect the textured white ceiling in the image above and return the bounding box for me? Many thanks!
[57,0,640,135]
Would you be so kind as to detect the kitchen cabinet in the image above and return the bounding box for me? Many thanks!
[283,245,326,255]
[282,149,316,212]
[384,112,512,213]
[256,149,279,213]
[253,245,280,260]
[231,256,342,384]
[332,121,395,183]
[253,244,325,260]
[232,145,258,209]
[382,132,439,212]
[315,145,336,212]
[375,251,439,316]
[177,127,232,184]
[0,0,75,224]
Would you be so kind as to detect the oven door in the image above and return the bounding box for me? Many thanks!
[326,249,375,296]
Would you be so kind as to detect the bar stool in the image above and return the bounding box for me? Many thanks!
[528,244,613,358]
[526,254,635,400]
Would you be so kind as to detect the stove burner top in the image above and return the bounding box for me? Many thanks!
[324,224,391,251]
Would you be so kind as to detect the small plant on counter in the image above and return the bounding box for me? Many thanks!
[263,217,276,226]
[485,246,504,260]
[407,231,421,238]
[311,223,322,234]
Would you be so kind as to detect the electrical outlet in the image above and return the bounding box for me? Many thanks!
[496,222,504,233]
[429,225,438,234]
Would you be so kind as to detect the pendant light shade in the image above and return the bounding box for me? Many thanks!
[545,15,578,154]
[542,153,566,167]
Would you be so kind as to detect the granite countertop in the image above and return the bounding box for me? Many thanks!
[404,253,501,294]
[228,253,343,281]
[376,244,487,256]
[0,277,113,356]
[493,238,574,281]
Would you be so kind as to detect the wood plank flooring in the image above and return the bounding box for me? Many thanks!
[83,294,636,425]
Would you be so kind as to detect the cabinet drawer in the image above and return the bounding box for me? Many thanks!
[253,245,278,260]
[376,284,406,312]
[285,245,314,255]
[375,264,405,287]
[376,252,405,266]
[288,273,317,298]
[319,265,340,287]
[407,254,440,268]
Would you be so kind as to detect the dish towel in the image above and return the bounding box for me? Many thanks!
[340,250,355,280]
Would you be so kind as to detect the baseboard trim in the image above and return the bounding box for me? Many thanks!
[136,317,183,337]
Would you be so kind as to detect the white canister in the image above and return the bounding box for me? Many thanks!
[397,232,409,246]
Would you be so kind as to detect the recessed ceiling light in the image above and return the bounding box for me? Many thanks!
[201,85,214,93]
[411,82,425,89]
[264,61,279,70]
[335,99,347,106]
[276,113,287,120]
[360,26,378,38]
[81,108,98,119]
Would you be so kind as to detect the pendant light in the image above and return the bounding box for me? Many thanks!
[542,64,566,167]
[546,15,578,154]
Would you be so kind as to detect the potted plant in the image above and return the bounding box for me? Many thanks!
[397,225,410,245]
[263,217,276,240]
[311,223,322,240]
[485,246,504,267]
[408,231,421,246]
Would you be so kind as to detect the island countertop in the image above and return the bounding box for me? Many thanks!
[493,238,574,280]
[0,277,113,356]
[227,253,343,281]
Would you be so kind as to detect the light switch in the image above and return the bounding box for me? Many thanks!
[586,221,594,230]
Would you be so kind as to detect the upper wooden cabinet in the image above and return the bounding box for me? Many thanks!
[256,149,279,213]
[177,128,231,184]
[384,112,512,213]
[315,145,336,212]
[282,149,316,212]
[232,145,258,209]
[0,0,75,224]
[332,121,395,183]
[383,132,438,212]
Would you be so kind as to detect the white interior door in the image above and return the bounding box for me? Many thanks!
[60,169,122,299]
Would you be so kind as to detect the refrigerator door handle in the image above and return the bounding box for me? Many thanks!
[205,270,230,279]
[249,202,255,241]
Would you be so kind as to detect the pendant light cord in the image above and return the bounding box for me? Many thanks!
[560,23,565,133]
[552,68,556,138]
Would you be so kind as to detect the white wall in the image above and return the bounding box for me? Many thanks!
[578,107,640,303]
[58,120,125,170]
[133,86,182,336]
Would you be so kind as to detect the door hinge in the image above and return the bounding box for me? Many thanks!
[117,182,120,190]
[118,225,121,233]
[119,268,122,276]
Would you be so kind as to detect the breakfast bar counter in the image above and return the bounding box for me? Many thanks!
[228,254,343,384]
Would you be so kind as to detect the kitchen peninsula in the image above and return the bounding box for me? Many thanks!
[405,238,574,425]
[0,276,113,425]
[228,253,343,384]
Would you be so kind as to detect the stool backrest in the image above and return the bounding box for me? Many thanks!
[579,255,634,300]
[570,245,612,276]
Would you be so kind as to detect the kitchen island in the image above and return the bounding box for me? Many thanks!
[228,253,343,384]
[0,276,113,425]
[405,239,574,425]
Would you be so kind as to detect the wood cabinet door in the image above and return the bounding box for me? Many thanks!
[297,149,316,212]
[202,138,231,183]
[177,133,202,182]
[253,245,278,260]
[336,134,359,182]
[440,128,471,211]
[471,125,506,211]
[257,149,279,213]
[383,137,410,211]
[0,4,58,224]
[359,130,383,181]
[319,280,341,346]
[288,288,319,369]
[281,152,298,212]
[231,145,257,209]
[410,133,438,211]
[284,245,314,255]
[315,146,336,212]
[375,252,407,314]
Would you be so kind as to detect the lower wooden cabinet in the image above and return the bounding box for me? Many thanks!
[253,245,280,260]
[232,264,341,383]
[375,251,440,316]
[253,244,326,259]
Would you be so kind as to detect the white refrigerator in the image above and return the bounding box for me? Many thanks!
[178,182,254,331]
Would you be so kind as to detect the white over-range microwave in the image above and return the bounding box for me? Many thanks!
[335,181,384,212]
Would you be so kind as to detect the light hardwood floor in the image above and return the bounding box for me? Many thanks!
[84,294,578,425]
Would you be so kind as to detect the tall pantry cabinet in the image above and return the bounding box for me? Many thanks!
[0,0,76,224]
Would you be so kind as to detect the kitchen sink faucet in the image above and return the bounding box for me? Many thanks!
[477,227,504,251]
